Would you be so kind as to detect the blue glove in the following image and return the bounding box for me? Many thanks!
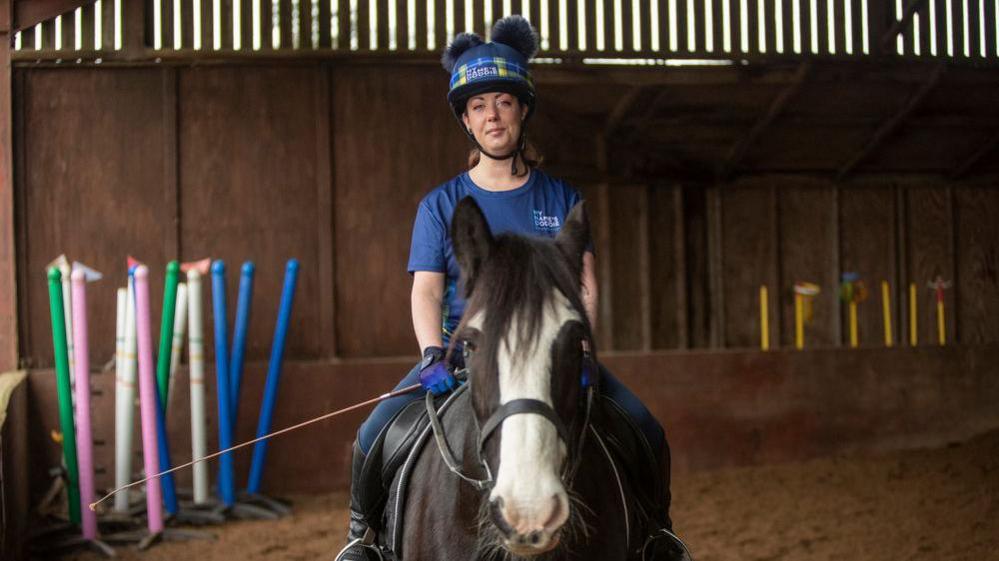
[419,346,458,396]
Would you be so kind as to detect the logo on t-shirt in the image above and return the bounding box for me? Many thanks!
[533,210,561,233]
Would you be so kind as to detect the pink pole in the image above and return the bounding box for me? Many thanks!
[70,270,97,540]
[133,265,164,533]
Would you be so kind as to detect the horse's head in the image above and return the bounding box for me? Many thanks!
[450,197,593,556]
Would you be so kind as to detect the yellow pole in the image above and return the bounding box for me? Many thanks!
[795,293,804,350]
[881,281,893,347]
[937,299,946,346]
[759,285,769,351]
[848,302,858,348]
[909,282,917,346]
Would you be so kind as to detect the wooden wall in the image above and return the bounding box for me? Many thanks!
[12,63,999,372]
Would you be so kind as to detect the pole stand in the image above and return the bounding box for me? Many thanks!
[225,497,283,520]
[238,491,293,517]
[27,520,116,558]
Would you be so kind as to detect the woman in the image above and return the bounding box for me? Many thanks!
[336,16,688,561]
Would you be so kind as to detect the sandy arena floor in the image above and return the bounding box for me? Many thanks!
[55,429,999,561]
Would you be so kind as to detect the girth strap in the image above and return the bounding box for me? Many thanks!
[479,399,570,452]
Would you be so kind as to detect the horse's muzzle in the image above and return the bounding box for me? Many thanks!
[489,494,567,556]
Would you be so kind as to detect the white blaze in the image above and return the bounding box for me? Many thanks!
[486,290,578,538]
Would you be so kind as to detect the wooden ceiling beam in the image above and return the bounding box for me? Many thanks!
[951,130,999,178]
[721,60,812,178]
[13,0,91,32]
[604,86,644,138]
[837,63,945,180]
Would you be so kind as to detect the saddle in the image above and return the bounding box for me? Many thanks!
[366,385,665,560]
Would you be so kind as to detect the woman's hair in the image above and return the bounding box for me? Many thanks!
[467,140,543,174]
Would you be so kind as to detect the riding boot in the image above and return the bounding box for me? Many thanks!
[333,442,385,561]
[641,437,693,561]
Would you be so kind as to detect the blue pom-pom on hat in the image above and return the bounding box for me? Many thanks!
[443,16,539,120]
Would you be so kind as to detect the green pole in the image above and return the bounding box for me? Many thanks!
[47,268,81,524]
[156,260,180,410]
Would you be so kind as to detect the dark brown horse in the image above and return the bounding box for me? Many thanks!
[400,197,636,560]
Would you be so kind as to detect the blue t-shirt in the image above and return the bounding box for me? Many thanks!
[408,169,583,343]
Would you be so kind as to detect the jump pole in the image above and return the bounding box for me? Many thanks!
[157,261,180,410]
[169,283,188,408]
[183,260,211,505]
[229,262,255,429]
[211,260,236,508]
[113,278,138,515]
[46,267,81,525]
[247,260,299,500]
[133,265,164,537]
[70,266,114,557]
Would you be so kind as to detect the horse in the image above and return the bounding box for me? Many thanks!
[398,197,637,560]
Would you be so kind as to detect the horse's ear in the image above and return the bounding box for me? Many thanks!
[451,197,494,295]
[555,202,590,277]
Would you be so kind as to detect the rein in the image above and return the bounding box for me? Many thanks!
[425,350,597,494]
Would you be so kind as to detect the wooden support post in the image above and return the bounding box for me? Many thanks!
[0,0,17,372]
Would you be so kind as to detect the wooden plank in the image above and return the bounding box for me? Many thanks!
[746,0,759,53]
[331,66,467,357]
[473,0,487,36]
[319,0,332,47]
[567,0,581,51]
[316,67,335,356]
[414,0,427,50]
[764,0,780,54]
[58,11,73,51]
[337,0,350,49]
[182,0,196,49]
[279,0,292,49]
[905,186,955,346]
[709,0,724,53]
[40,18,55,50]
[850,0,864,54]
[161,68,179,260]
[453,0,465,38]
[967,0,982,57]
[585,0,598,51]
[302,0,316,48]
[20,68,171,365]
[239,0,253,50]
[620,0,633,51]
[81,2,95,50]
[218,0,232,49]
[100,0,115,50]
[681,185,710,348]
[608,183,648,350]
[954,187,999,343]
[839,186,896,347]
[200,0,214,50]
[815,0,830,53]
[676,0,689,52]
[19,25,34,51]
[952,0,966,56]
[832,0,845,54]
[731,0,744,53]
[600,0,613,51]
[0,19,16,371]
[779,184,838,348]
[933,0,948,55]
[649,185,687,350]
[916,0,931,55]
[721,183,777,349]
[179,66,324,359]
[985,0,997,59]
[707,186,724,347]
[433,0,446,49]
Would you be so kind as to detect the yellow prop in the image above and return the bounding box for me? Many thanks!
[881,281,893,347]
[759,285,769,351]
[793,282,820,350]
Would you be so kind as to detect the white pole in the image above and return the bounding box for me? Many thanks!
[113,274,138,513]
[168,283,188,407]
[186,269,209,504]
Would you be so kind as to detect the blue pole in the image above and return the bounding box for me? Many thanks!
[229,262,255,430]
[154,382,179,515]
[247,259,299,494]
[211,260,235,507]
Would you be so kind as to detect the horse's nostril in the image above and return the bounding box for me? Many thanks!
[529,531,542,545]
[489,497,515,538]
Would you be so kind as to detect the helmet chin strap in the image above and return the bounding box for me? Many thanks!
[466,128,528,176]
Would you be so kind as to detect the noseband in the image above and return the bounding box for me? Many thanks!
[425,341,596,492]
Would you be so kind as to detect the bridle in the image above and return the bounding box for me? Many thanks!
[425,339,597,492]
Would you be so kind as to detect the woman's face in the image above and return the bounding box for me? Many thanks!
[462,92,528,156]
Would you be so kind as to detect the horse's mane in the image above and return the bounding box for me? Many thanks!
[451,231,592,412]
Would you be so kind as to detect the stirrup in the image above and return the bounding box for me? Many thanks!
[641,527,694,561]
[333,528,384,561]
